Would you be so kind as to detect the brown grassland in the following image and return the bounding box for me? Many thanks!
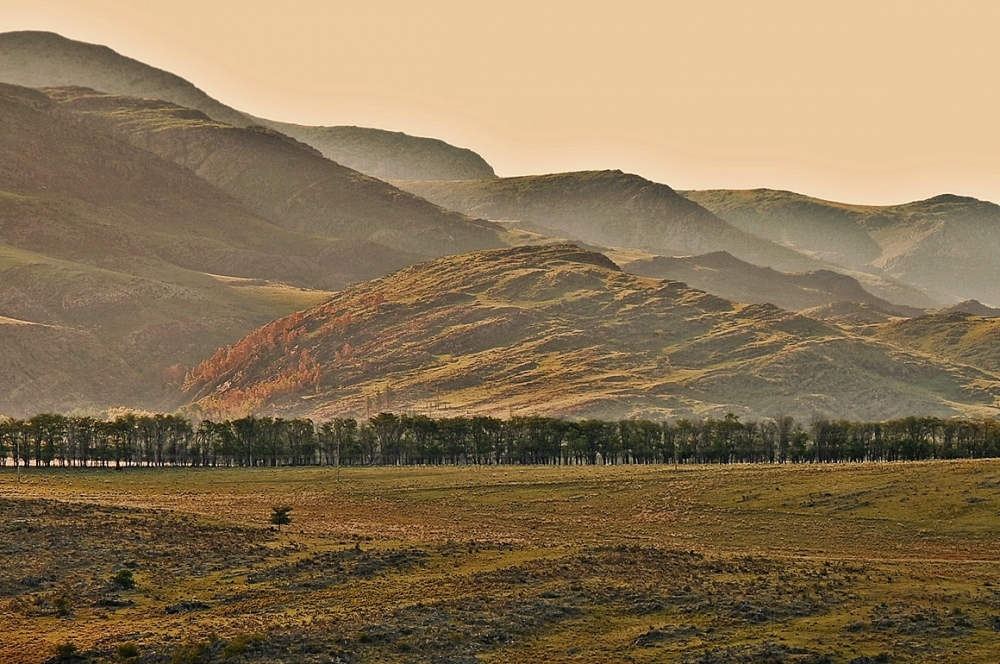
[2,461,999,663]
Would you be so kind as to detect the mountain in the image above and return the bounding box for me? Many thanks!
[0,314,141,414]
[0,82,365,415]
[797,302,903,326]
[939,300,1000,317]
[46,87,505,257]
[684,189,1000,306]
[0,30,252,126]
[396,171,832,274]
[182,245,1000,422]
[254,119,497,181]
[623,251,922,316]
[0,31,497,183]
[876,313,1000,374]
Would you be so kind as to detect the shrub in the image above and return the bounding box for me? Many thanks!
[54,595,72,617]
[53,642,78,660]
[116,642,141,659]
[169,641,210,664]
[112,568,136,589]
[222,633,265,659]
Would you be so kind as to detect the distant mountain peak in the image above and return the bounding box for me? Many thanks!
[0,30,253,127]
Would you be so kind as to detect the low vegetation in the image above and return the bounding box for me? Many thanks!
[2,461,999,662]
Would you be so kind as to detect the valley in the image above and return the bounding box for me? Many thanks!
[2,462,999,663]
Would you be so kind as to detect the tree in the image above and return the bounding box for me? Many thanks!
[270,505,292,532]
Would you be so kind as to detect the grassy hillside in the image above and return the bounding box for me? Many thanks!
[624,250,922,316]
[0,30,496,183]
[183,245,1000,422]
[0,83,360,414]
[685,188,1000,306]
[398,171,832,274]
[876,313,1000,374]
[0,30,251,126]
[256,119,497,181]
[47,88,505,258]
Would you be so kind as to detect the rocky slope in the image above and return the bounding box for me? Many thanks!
[183,245,1000,422]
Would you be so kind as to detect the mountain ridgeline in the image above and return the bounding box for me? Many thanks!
[624,251,923,318]
[2,30,1000,422]
[183,245,1000,422]
[255,119,497,182]
[684,189,1000,307]
[398,171,826,273]
[0,30,499,183]
[45,87,504,257]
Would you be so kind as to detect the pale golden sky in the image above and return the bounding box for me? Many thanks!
[3,0,999,204]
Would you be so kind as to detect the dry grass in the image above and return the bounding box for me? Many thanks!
[2,461,1000,662]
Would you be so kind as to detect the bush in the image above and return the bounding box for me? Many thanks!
[52,642,78,660]
[116,642,141,659]
[169,641,210,664]
[112,568,136,589]
[54,595,72,617]
[222,633,265,659]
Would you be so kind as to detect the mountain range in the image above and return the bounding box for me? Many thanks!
[182,245,999,421]
[684,189,1000,307]
[2,30,999,421]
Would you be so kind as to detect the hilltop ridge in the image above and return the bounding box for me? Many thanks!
[0,31,252,126]
[183,244,1000,422]
[398,171,829,274]
[255,119,497,181]
[685,188,1000,306]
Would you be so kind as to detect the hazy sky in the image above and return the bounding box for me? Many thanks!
[3,0,999,204]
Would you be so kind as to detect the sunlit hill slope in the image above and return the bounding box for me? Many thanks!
[183,245,1000,422]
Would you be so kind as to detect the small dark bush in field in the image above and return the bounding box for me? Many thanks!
[169,640,210,664]
[54,595,72,617]
[222,633,265,658]
[849,655,890,664]
[52,641,78,660]
[111,568,136,589]
[270,505,292,532]
[116,642,140,658]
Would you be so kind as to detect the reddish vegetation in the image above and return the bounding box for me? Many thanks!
[185,312,322,417]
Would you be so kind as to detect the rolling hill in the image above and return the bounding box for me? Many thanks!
[685,189,1000,306]
[0,31,498,183]
[397,171,828,273]
[183,245,1000,422]
[0,30,252,126]
[623,251,922,316]
[876,313,1000,374]
[45,87,504,257]
[0,82,359,414]
[255,119,497,181]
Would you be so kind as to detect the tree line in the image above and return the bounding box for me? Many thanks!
[3,412,1000,469]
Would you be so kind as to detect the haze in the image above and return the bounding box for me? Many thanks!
[3,0,998,205]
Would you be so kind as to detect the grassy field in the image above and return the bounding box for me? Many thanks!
[2,461,999,663]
